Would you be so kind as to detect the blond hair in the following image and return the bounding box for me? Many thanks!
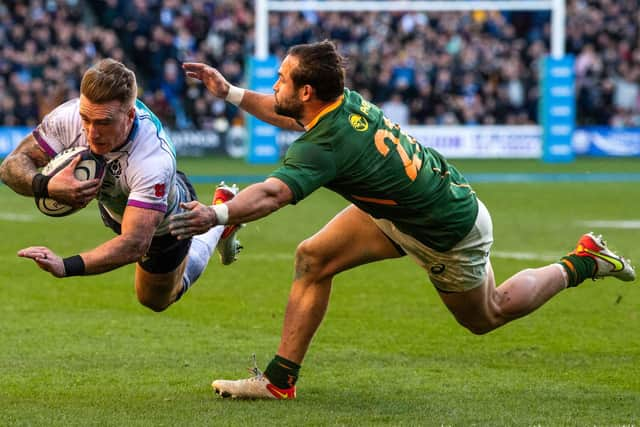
[80,58,137,107]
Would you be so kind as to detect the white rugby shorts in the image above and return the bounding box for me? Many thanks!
[373,199,493,292]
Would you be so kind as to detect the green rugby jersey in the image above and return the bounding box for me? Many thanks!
[270,88,478,252]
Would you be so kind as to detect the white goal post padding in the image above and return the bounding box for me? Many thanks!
[255,0,565,59]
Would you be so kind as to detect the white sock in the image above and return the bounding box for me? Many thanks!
[176,226,224,300]
[194,225,225,253]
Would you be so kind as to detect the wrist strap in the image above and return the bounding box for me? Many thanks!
[32,173,51,198]
[211,203,229,225]
[225,85,245,106]
[63,255,86,277]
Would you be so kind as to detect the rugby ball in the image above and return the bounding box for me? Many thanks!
[35,146,106,217]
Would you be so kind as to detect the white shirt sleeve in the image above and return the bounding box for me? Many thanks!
[125,153,174,213]
[31,99,83,157]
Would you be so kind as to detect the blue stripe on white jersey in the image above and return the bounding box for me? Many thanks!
[135,99,176,158]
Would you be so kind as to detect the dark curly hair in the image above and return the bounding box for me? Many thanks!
[288,40,345,102]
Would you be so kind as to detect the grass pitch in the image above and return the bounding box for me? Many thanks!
[1,158,639,426]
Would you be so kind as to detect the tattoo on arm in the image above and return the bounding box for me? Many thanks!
[0,135,51,196]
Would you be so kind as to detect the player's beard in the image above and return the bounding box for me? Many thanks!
[274,95,304,120]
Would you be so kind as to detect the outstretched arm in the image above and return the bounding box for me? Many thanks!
[18,206,162,277]
[182,62,304,132]
[169,177,293,240]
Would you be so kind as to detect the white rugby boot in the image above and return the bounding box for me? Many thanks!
[212,182,243,265]
[212,358,296,400]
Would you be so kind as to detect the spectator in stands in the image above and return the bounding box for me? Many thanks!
[381,92,410,127]
[2,1,639,129]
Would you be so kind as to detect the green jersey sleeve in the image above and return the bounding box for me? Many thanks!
[269,138,337,204]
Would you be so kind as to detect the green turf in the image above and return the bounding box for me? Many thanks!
[1,157,639,426]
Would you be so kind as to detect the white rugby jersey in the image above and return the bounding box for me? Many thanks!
[33,98,183,236]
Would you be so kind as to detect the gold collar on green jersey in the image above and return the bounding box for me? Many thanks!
[304,95,344,131]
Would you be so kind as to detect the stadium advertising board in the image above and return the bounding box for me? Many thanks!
[573,127,640,157]
[405,125,542,158]
[0,126,31,158]
[166,129,223,156]
[279,126,543,159]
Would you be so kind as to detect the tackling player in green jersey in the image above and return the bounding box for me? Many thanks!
[169,40,636,400]
[270,87,478,253]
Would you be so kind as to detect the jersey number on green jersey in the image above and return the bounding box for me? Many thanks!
[374,117,423,181]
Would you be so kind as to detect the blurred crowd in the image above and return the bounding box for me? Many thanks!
[1,0,639,130]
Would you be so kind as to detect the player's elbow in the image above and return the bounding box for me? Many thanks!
[125,237,152,263]
[264,178,293,208]
[0,159,10,183]
[131,244,150,262]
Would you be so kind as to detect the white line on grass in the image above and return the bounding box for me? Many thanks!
[491,250,558,262]
[0,207,98,223]
[0,213,39,222]
[578,220,640,229]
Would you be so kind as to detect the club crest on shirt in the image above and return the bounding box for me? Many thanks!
[349,114,368,132]
[108,159,122,178]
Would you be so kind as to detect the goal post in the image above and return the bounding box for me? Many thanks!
[256,0,566,59]
[248,0,572,163]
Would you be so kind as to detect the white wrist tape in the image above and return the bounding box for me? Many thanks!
[211,203,229,225]
[225,85,245,106]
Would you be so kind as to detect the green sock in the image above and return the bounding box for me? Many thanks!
[264,355,300,389]
[558,255,596,287]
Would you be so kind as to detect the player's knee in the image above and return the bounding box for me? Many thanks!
[461,321,494,335]
[459,288,510,334]
[138,296,170,312]
[454,312,503,335]
[136,289,172,312]
[294,239,334,280]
